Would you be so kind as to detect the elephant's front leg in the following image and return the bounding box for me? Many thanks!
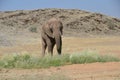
[47,38,55,56]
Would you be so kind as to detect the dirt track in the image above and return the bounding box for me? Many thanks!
[0,62,120,80]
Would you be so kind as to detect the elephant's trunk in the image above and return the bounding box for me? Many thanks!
[54,32,62,55]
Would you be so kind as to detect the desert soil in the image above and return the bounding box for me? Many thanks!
[0,62,120,80]
[0,36,120,80]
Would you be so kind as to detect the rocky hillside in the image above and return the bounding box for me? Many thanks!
[0,8,120,37]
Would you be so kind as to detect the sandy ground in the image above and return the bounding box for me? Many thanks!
[0,36,120,56]
[0,36,120,80]
[0,62,120,80]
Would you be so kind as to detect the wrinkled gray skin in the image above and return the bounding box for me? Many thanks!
[41,18,63,56]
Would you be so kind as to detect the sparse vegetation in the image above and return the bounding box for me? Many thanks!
[29,27,37,33]
[0,50,119,69]
[70,51,120,64]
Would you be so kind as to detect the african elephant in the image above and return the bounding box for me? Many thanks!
[41,18,63,56]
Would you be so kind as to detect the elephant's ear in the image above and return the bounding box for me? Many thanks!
[43,24,54,38]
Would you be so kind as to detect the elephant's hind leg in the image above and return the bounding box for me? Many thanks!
[41,38,47,57]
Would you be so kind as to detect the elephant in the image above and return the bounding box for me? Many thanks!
[41,18,63,56]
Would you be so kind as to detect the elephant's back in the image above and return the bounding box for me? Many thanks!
[47,18,61,24]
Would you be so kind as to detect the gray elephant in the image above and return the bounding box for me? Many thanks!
[41,18,63,56]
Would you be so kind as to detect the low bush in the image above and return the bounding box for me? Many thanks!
[29,27,37,33]
[69,50,120,64]
[0,51,119,69]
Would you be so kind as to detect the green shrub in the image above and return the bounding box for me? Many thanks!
[0,51,119,69]
[70,51,120,64]
[97,54,120,62]
[29,27,37,33]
